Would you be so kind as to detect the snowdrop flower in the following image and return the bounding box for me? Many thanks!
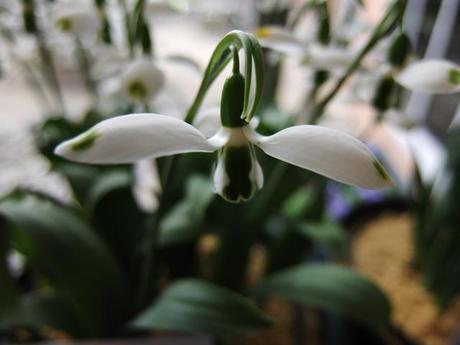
[121,58,165,104]
[52,0,100,38]
[255,26,356,71]
[395,59,460,94]
[55,67,392,202]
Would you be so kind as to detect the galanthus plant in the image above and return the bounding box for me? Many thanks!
[56,39,392,202]
[1,2,424,344]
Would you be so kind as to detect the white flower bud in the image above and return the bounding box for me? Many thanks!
[121,59,165,103]
[395,59,460,94]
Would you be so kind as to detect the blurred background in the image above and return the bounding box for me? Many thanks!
[1,0,460,345]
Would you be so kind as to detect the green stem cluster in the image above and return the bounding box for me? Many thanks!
[309,0,407,123]
[22,0,66,115]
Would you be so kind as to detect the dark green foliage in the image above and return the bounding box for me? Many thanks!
[131,279,273,336]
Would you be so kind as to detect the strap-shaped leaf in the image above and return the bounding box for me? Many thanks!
[296,220,349,259]
[0,196,131,337]
[259,263,391,330]
[159,176,214,245]
[131,279,273,336]
[1,294,83,337]
[185,30,264,124]
[86,169,148,283]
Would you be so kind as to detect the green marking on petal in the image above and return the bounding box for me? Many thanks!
[128,81,148,100]
[448,69,460,85]
[56,17,73,32]
[71,130,99,151]
[373,160,391,182]
[217,145,261,203]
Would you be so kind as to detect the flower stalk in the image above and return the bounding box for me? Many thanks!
[309,0,407,123]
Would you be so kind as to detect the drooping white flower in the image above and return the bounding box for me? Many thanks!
[52,0,100,38]
[395,59,460,94]
[55,112,392,202]
[121,58,165,104]
[255,26,356,71]
[255,26,305,56]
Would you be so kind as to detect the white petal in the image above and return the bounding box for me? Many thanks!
[395,59,460,94]
[246,126,393,189]
[255,26,305,56]
[406,126,446,184]
[132,160,161,212]
[52,0,100,37]
[366,123,414,186]
[193,107,221,138]
[306,44,356,71]
[55,114,217,164]
[121,59,165,103]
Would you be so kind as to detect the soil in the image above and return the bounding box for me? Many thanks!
[352,213,460,345]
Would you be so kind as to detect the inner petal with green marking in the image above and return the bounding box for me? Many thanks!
[213,128,263,203]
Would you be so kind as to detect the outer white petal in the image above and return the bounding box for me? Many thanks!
[246,126,393,189]
[395,59,460,94]
[306,44,356,71]
[133,160,161,212]
[55,114,218,164]
[255,26,305,56]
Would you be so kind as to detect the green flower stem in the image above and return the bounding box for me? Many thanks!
[74,36,98,107]
[94,0,113,44]
[118,0,134,57]
[309,0,406,124]
[212,203,255,291]
[22,0,66,115]
[137,155,178,308]
[132,0,153,56]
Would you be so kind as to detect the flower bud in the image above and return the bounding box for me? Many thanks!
[387,32,411,67]
[372,74,396,112]
[121,59,165,103]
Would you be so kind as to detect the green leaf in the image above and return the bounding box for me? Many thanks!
[87,169,147,281]
[131,279,273,336]
[296,220,349,259]
[0,196,131,337]
[259,264,391,330]
[0,219,19,321]
[1,294,83,337]
[159,176,215,245]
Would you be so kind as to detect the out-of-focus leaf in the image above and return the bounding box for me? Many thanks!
[0,219,18,321]
[87,169,147,281]
[259,263,391,330]
[131,279,273,336]
[296,220,349,259]
[0,196,131,337]
[56,162,102,204]
[159,176,214,245]
[1,294,83,337]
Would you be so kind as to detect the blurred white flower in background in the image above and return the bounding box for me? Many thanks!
[52,0,100,38]
[121,58,165,104]
[395,59,460,94]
